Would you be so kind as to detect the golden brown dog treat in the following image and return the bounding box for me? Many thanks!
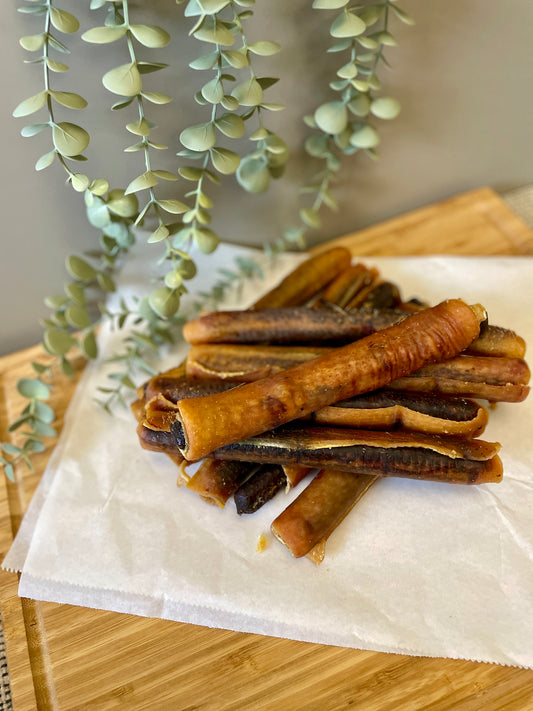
[251,246,352,309]
[271,469,378,560]
[172,300,484,460]
[186,459,258,508]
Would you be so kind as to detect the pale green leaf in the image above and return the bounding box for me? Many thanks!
[47,58,69,73]
[178,166,204,180]
[107,190,139,217]
[65,304,91,329]
[66,255,96,280]
[89,178,110,196]
[247,41,281,56]
[80,331,98,359]
[198,0,231,12]
[180,122,216,151]
[210,147,240,174]
[82,26,127,43]
[189,51,219,70]
[71,173,90,192]
[221,49,248,69]
[148,287,180,319]
[21,123,48,137]
[17,378,50,400]
[157,199,189,214]
[49,90,87,110]
[50,7,80,34]
[215,113,245,139]
[125,171,158,194]
[43,328,74,356]
[314,101,348,135]
[390,4,416,25]
[201,77,224,104]
[299,208,321,228]
[52,122,90,156]
[19,33,45,51]
[193,228,219,254]
[236,156,270,193]
[312,0,349,8]
[164,270,183,289]
[249,126,269,141]
[35,150,56,171]
[231,78,263,107]
[348,94,371,116]
[220,95,239,111]
[129,24,171,48]
[370,97,401,120]
[350,125,380,148]
[137,61,169,74]
[147,223,170,243]
[102,62,142,96]
[141,91,172,105]
[194,17,235,46]
[330,11,366,38]
[337,62,357,79]
[152,170,179,181]
[126,118,151,136]
[13,91,47,118]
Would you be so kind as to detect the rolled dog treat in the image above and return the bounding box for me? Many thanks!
[312,264,379,309]
[271,468,378,561]
[233,464,288,514]
[172,300,484,461]
[213,425,503,486]
[251,246,352,309]
[185,344,529,402]
[186,459,259,508]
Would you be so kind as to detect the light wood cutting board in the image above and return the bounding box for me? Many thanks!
[1,187,532,710]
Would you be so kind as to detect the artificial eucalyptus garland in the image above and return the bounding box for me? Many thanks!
[1,0,413,481]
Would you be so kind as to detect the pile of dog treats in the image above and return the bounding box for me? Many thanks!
[133,247,530,564]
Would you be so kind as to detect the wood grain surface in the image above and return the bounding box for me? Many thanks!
[1,187,533,711]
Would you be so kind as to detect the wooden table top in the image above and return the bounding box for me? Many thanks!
[1,187,533,710]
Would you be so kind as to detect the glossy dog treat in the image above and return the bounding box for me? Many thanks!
[186,459,258,508]
[172,300,485,460]
[251,246,352,309]
[213,425,503,486]
[271,469,378,561]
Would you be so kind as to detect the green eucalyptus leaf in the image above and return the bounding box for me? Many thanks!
[47,35,69,53]
[49,90,87,110]
[34,150,56,171]
[102,62,142,96]
[13,91,47,118]
[43,328,74,356]
[215,113,245,139]
[314,101,348,135]
[327,38,352,52]
[148,287,180,319]
[312,0,349,8]
[220,95,239,111]
[194,17,235,46]
[71,173,90,192]
[64,282,86,304]
[1,443,21,456]
[79,330,98,359]
[330,11,366,38]
[125,171,158,194]
[299,208,321,229]
[189,50,219,70]
[129,24,171,48]
[231,78,263,106]
[21,123,48,137]
[112,98,135,111]
[390,5,416,25]
[66,304,91,329]
[371,30,397,46]
[86,198,111,228]
[221,49,248,69]
[348,94,371,116]
[152,170,179,181]
[126,118,151,136]
[50,7,80,34]
[304,134,330,157]
[193,228,219,254]
[46,58,69,73]
[337,62,357,79]
[350,125,380,148]
[19,33,46,51]
[260,102,285,112]
[359,6,383,26]
[370,97,401,119]
[180,122,216,151]
[141,91,172,105]
[157,199,189,215]
[236,156,270,193]
[210,147,240,174]
[66,255,97,281]
[107,190,139,217]
[52,122,90,157]
[17,378,50,400]
[147,223,170,243]
[82,26,127,43]
[89,178,110,196]
[33,400,56,424]
[201,77,224,104]
[96,272,115,292]
[247,41,281,56]
[137,61,169,74]
[32,421,58,437]
[198,0,231,12]
[178,166,204,180]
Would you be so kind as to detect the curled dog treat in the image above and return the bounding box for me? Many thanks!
[172,300,484,461]
[271,469,378,561]
[313,264,378,309]
[234,464,288,514]
[186,459,259,508]
[213,425,503,486]
[251,246,352,309]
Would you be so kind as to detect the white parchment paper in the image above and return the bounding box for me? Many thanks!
[3,245,533,668]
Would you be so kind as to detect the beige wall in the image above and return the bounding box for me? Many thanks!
[1,0,532,355]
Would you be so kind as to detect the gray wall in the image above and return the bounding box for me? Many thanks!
[2,1,532,355]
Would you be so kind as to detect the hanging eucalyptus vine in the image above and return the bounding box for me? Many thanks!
[1,0,413,480]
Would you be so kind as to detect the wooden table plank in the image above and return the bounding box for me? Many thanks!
[1,187,533,710]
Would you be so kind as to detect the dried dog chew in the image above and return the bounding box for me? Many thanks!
[171,300,485,461]
[312,264,379,309]
[234,464,288,514]
[212,425,503,485]
[185,344,529,403]
[186,459,259,508]
[251,246,352,309]
[271,469,378,561]
[183,306,525,359]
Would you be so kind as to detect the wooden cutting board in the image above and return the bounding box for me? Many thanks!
[1,187,532,710]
